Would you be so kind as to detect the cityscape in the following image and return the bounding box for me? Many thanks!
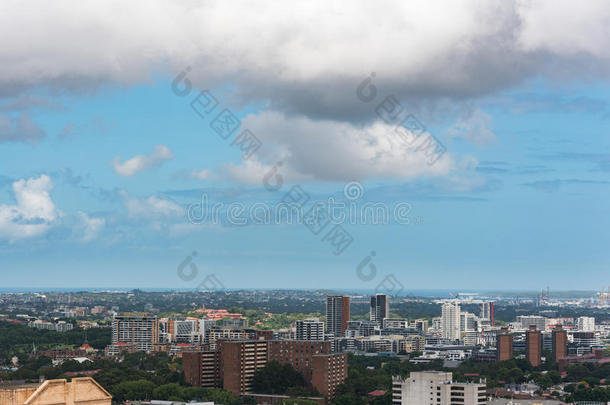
[2,1,610,405]
[1,289,609,404]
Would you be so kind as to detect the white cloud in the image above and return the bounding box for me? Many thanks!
[187,169,212,180]
[75,211,105,242]
[216,111,453,183]
[448,109,496,145]
[112,145,174,177]
[120,190,183,220]
[0,174,58,242]
[0,0,608,114]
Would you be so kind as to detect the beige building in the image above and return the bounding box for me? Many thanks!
[393,371,486,405]
[0,377,111,405]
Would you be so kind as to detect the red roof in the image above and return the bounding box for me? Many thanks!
[368,390,386,397]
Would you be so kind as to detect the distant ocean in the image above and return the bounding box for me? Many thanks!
[0,287,597,298]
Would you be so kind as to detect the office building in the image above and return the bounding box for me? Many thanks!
[370,293,389,323]
[295,319,324,341]
[552,325,567,362]
[111,312,159,351]
[199,318,216,343]
[480,301,494,325]
[460,312,477,332]
[518,315,547,331]
[383,318,409,329]
[441,302,461,341]
[326,296,350,336]
[525,325,542,367]
[392,371,486,404]
[575,316,595,332]
[496,327,514,362]
[411,319,429,333]
[0,377,111,405]
[174,317,200,343]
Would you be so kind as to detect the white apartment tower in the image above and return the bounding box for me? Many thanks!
[392,371,486,405]
[576,316,595,332]
[295,319,325,340]
[441,302,461,341]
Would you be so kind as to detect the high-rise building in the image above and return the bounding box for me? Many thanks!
[552,325,567,362]
[219,340,269,395]
[526,325,542,367]
[295,319,324,341]
[111,312,159,351]
[575,316,595,332]
[370,293,389,323]
[185,340,347,399]
[496,327,513,362]
[460,312,477,332]
[326,296,350,336]
[392,371,486,405]
[480,301,494,325]
[182,350,221,388]
[199,318,216,343]
[441,302,461,341]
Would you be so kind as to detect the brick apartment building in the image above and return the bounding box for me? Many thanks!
[496,327,513,362]
[182,349,221,388]
[183,340,348,399]
[552,324,567,362]
[220,340,269,395]
[525,325,542,367]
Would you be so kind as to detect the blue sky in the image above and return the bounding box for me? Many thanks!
[1,1,609,291]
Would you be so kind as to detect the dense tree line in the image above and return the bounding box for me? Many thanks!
[0,321,110,363]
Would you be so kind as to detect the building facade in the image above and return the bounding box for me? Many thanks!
[392,371,486,405]
[525,325,542,367]
[326,296,350,337]
[111,312,159,351]
[441,302,461,341]
[0,377,111,405]
[370,293,389,323]
[295,319,325,341]
[496,327,514,362]
[552,325,567,361]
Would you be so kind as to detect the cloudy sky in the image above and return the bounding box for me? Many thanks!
[1,0,609,291]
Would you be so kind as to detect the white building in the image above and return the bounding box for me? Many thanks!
[517,315,547,331]
[441,302,461,341]
[460,312,477,332]
[575,316,595,332]
[392,371,486,405]
[295,319,324,340]
[384,318,409,329]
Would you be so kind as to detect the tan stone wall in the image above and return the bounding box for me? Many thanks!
[0,386,39,405]
[0,377,111,405]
